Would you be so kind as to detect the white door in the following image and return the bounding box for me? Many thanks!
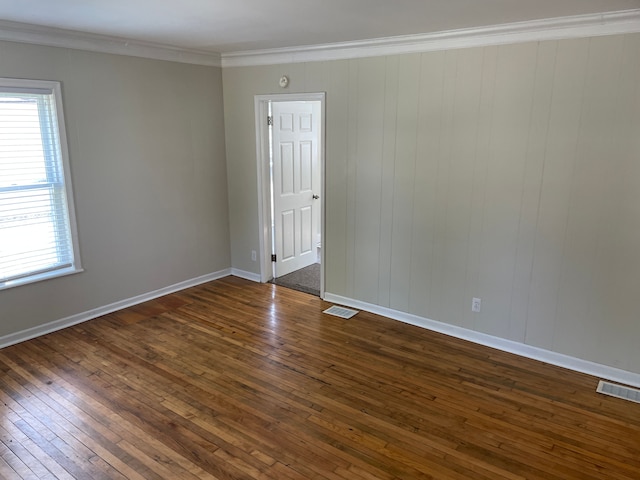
[271,101,321,277]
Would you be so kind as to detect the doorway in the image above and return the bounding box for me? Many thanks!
[255,93,325,297]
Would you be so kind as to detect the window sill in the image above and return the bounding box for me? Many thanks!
[0,266,84,291]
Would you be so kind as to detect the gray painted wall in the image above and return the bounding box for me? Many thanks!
[223,33,640,373]
[0,41,231,337]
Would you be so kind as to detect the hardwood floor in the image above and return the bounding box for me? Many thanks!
[1,276,639,479]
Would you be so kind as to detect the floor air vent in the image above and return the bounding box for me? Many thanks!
[596,380,640,404]
[323,306,359,319]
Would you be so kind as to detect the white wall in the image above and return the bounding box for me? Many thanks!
[223,33,640,374]
[0,41,231,337]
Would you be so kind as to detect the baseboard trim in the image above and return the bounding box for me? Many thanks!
[230,268,262,283]
[323,292,640,389]
[0,268,232,349]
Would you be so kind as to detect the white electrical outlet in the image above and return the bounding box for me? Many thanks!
[472,297,481,313]
[251,250,257,261]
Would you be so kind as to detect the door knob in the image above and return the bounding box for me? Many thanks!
[312,194,319,200]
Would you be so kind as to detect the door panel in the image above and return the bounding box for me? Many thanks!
[280,112,294,131]
[300,113,312,132]
[281,210,295,260]
[300,206,313,254]
[300,141,313,191]
[272,101,321,277]
[280,142,294,194]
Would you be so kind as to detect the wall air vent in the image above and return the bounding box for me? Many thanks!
[323,306,359,319]
[596,380,640,404]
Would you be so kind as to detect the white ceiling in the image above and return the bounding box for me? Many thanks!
[0,0,639,54]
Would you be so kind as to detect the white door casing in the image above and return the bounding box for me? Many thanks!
[271,101,321,277]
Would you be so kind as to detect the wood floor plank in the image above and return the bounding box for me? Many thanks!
[0,357,150,480]
[0,422,73,480]
[26,344,236,480]
[0,346,164,480]
[1,275,640,479]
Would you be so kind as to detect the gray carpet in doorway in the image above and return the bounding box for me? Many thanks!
[271,263,320,296]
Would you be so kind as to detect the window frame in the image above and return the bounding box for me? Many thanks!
[0,78,82,290]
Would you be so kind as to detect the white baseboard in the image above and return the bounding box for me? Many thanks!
[230,268,262,283]
[0,268,232,349]
[323,292,640,389]
[8,274,637,390]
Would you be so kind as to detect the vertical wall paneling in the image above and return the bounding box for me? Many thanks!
[524,39,590,350]
[222,33,640,375]
[601,34,640,372]
[388,54,421,311]
[324,60,350,295]
[345,59,359,297]
[553,36,625,360]
[477,43,539,338]
[506,41,557,343]
[408,51,445,318]
[353,58,386,304]
[439,48,484,328]
[427,50,458,324]
[377,56,400,307]
[462,46,497,331]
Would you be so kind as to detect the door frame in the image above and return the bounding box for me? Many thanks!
[254,92,326,297]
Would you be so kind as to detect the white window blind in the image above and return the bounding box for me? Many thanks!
[0,79,81,289]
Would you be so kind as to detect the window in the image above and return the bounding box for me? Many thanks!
[0,78,81,290]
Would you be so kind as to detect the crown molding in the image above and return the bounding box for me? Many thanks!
[0,20,221,67]
[221,8,640,67]
[0,10,638,69]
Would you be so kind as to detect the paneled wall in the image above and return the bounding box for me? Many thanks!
[0,41,231,338]
[223,33,640,373]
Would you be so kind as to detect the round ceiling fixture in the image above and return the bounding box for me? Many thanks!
[279,75,289,88]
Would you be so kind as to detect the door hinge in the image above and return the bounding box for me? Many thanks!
[267,116,273,126]
[271,254,277,262]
